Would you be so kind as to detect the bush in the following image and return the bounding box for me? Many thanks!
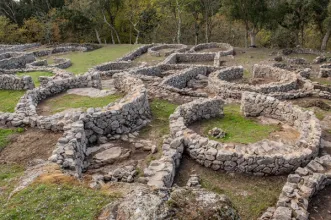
[270,27,297,48]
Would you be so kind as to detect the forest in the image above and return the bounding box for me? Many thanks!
[0,0,331,50]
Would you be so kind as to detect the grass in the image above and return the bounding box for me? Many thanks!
[41,93,123,114]
[139,99,178,139]
[0,90,26,113]
[287,53,317,62]
[16,71,54,87]
[139,99,178,164]
[0,128,24,150]
[44,44,141,75]
[175,157,286,220]
[312,77,331,86]
[132,53,166,66]
[0,175,115,219]
[200,104,280,144]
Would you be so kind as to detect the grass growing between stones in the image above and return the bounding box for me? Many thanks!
[139,99,178,164]
[45,44,140,75]
[16,71,54,87]
[174,156,286,220]
[0,128,24,150]
[39,93,123,114]
[0,165,115,220]
[0,90,26,113]
[200,104,280,144]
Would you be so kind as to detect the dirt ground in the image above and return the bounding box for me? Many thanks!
[0,128,62,166]
[308,185,331,220]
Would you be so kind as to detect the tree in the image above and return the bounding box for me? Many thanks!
[199,0,220,43]
[222,0,269,47]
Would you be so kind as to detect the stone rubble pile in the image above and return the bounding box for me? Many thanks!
[0,74,34,90]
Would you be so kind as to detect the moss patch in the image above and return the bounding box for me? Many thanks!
[200,104,280,144]
[40,93,123,114]
[0,90,26,113]
[16,71,54,87]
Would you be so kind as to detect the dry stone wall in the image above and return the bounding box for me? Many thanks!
[0,52,36,69]
[117,44,154,61]
[259,155,331,220]
[189,42,234,56]
[0,74,34,90]
[208,65,306,100]
[164,92,321,176]
[148,44,188,57]
[0,43,40,53]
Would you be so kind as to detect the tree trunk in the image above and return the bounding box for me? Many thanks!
[205,10,208,43]
[94,29,102,44]
[244,29,248,48]
[249,31,257,47]
[321,29,331,51]
[132,22,140,44]
[103,13,121,44]
[176,0,181,44]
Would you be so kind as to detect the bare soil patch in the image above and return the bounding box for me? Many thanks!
[230,77,277,85]
[0,128,62,166]
[308,185,331,220]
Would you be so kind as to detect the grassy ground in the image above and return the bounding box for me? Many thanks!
[0,165,115,220]
[0,128,24,151]
[40,93,123,114]
[132,53,166,66]
[139,99,178,164]
[312,77,331,86]
[0,90,26,113]
[175,157,286,220]
[45,44,140,75]
[199,104,280,144]
[16,71,54,87]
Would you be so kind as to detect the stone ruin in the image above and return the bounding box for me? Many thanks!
[2,42,331,219]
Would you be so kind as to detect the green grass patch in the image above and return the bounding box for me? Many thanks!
[41,93,123,114]
[139,99,178,164]
[139,99,178,139]
[45,44,140,75]
[200,104,280,144]
[132,53,166,66]
[0,90,26,113]
[312,77,331,86]
[0,128,24,150]
[16,71,54,87]
[0,182,115,220]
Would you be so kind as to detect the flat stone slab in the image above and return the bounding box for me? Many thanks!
[94,147,122,164]
[67,87,115,98]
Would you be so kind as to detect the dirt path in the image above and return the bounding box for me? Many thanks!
[0,128,62,166]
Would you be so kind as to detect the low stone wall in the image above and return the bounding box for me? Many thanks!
[166,92,321,176]
[208,65,300,100]
[259,155,331,220]
[33,44,101,57]
[281,48,323,56]
[163,52,219,66]
[0,52,36,69]
[117,44,154,61]
[90,61,137,77]
[83,73,151,143]
[0,74,34,90]
[159,66,210,97]
[148,44,188,57]
[189,42,234,56]
[49,58,72,69]
[0,43,40,53]
[144,136,185,188]
[14,72,102,118]
[26,60,48,67]
[318,63,331,78]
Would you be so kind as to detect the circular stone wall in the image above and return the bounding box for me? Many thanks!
[148,44,188,57]
[189,42,234,56]
[168,92,321,176]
